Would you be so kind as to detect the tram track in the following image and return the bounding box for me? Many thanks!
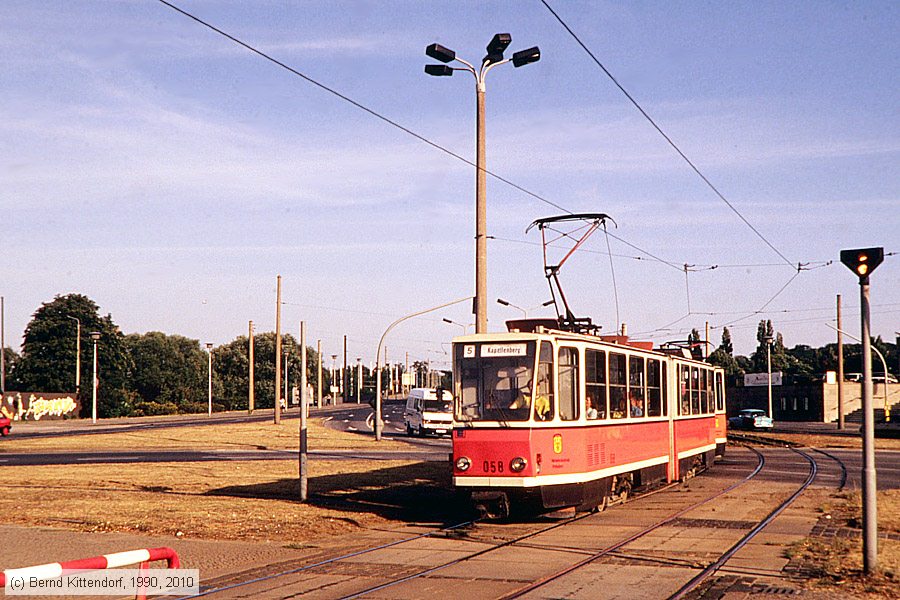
[174,444,849,599]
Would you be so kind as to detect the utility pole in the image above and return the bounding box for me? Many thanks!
[248,320,255,414]
[316,339,322,409]
[357,357,362,403]
[275,275,282,425]
[299,321,308,502]
[90,331,100,424]
[837,295,844,429]
[206,342,213,416]
[65,315,81,396]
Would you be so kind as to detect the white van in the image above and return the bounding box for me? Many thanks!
[404,388,453,437]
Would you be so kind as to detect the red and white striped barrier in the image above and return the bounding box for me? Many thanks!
[1,547,180,599]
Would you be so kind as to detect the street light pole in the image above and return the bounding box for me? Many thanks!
[206,342,213,416]
[765,334,774,419]
[90,331,100,424]
[356,357,362,404]
[66,315,81,395]
[425,36,540,334]
[376,297,473,441]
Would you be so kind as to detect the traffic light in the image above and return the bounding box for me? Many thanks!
[840,247,884,283]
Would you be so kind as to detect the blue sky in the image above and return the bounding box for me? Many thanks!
[2,1,898,368]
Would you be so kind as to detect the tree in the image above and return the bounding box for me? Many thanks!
[14,294,133,417]
[123,332,215,415]
[214,333,322,411]
[2,347,20,390]
[708,327,741,377]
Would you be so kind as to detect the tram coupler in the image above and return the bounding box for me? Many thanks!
[472,491,510,520]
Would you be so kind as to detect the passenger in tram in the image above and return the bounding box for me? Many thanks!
[630,393,644,417]
[610,390,627,419]
[585,393,599,420]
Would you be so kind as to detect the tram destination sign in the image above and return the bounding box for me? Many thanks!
[480,344,527,357]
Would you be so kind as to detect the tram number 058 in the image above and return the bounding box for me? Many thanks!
[483,460,504,473]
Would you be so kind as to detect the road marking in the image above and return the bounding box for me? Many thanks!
[348,426,357,431]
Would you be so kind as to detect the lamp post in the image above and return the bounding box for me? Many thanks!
[497,298,554,318]
[90,331,100,424]
[206,342,213,416]
[330,354,338,406]
[425,35,540,334]
[356,357,362,404]
[66,315,81,395]
[826,323,891,424]
[764,334,774,420]
[375,297,473,441]
[284,341,292,409]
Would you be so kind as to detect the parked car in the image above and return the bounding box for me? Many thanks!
[728,409,774,430]
[0,415,10,437]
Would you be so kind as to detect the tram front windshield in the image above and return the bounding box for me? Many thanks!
[454,342,536,422]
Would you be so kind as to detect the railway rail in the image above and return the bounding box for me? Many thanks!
[176,445,792,599]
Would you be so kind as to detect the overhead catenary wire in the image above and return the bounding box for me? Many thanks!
[540,0,795,268]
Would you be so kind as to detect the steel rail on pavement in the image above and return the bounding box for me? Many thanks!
[498,446,766,599]
[668,447,818,599]
[172,519,479,600]
[344,447,765,600]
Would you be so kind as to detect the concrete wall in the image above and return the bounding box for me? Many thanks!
[728,382,900,423]
[822,382,900,423]
[1,392,81,421]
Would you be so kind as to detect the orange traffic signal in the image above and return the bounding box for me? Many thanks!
[841,247,884,282]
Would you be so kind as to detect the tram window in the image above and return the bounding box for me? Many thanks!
[647,359,662,417]
[585,349,607,420]
[558,347,580,421]
[629,356,645,418]
[690,367,700,415]
[699,369,709,414]
[453,341,536,422]
[661,362,668,416]
[680,365,691,415]
[535,342,555,421]
[715,372,725,412]
[610,352,627,419]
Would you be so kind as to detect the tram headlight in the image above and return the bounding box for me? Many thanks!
[455,456,472,472]
[510,457,527,472]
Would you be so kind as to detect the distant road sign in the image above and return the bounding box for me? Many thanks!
[745,372,782,387]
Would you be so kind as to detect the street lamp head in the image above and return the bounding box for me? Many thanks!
[541,300,554,307]
[512,46,541,67]
[497,298,511,307]
[486,33,511,56]
[206,342,213,350]
[90,331,101,341]
[426,43,456,63]
[424,64,454,77]
[442,318,453,324]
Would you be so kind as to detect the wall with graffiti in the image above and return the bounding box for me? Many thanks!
[1,392,81,421]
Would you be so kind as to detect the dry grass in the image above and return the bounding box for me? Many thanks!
[790,489,900,597]
[2,418,408,453]
[0,419,459,543]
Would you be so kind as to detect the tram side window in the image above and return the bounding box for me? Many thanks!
[585,349,607,420]
[647,359,662,417]
[680,365,691,415]
[558,347,580,421]
[690,367,701,415]
[610,352,627,418]
[628,355,645,418]
[535,342,555,421]
[661,362,668,416]
[699,369,709,414]
[715,371,725,412]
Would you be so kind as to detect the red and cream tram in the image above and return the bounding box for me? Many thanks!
[450,319,727,518]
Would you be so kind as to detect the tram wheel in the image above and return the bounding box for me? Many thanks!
[406,424,414,437]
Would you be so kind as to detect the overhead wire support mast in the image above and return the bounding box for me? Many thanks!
[540,0,795,268]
